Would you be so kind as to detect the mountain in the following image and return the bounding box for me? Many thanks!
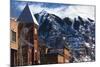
[35,10,65,48]
[34,10,95,62]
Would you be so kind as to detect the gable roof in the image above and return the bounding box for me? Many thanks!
[17,4,39,25]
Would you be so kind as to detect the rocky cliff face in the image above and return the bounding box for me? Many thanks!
[34,10,95,62]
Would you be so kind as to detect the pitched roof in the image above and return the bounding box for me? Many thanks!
[17,4,39,25]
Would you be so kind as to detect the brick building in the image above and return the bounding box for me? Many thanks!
[10,4,71,66]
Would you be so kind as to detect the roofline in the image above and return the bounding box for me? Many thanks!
[29,6,39,26]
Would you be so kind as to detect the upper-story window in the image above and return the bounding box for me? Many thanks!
[11,30,16,42]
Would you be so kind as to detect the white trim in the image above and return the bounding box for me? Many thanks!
[29,7,39,26]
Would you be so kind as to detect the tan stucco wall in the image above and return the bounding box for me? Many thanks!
[10,19,18,50]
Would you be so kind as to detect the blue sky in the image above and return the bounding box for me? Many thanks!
[10,0,69,18]
[10,0,95,20]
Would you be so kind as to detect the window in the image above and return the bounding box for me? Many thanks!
[11,30,16,42]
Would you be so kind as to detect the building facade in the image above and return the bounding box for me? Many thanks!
[10,4,71,66]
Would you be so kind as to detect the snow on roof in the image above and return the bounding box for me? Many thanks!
[29,6,39,25]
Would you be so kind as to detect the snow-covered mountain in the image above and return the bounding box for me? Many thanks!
[34,10,95,62]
